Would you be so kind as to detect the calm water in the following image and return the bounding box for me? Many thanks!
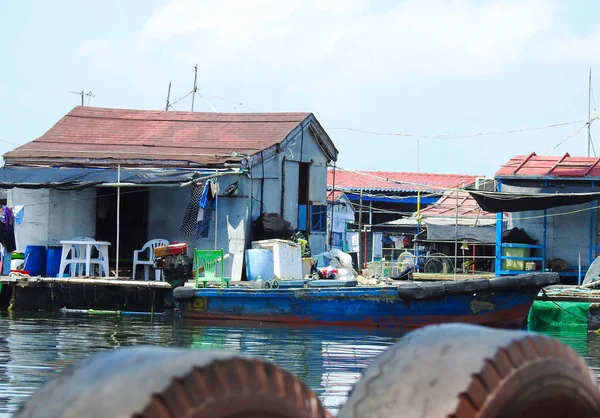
[1,315,600,418]
[0,313,403,417]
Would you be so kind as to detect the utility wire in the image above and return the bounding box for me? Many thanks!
[541,121,592,155]
[327,119,587,139]
[169,91,193,107]
[195,91,217,112]
[204,92,257,112]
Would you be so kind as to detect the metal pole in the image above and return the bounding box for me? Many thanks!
[454,187,458,280]
[589,68,592,157]
[328,163,336,249]
[116,164,121,279]
[357,190,363,272]
[214,181,219,250]
[81,91,84,107]
[191,65,198,111]
[165,82,172,111]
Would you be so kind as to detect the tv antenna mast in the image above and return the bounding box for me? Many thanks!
[70,90,96,106]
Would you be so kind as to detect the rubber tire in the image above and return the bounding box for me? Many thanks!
[338,323,600,418]
[397,283,446,300]
[443,278,491,294]
[15,347,330,418]
[173,286,195,299]
[489,272,559,291]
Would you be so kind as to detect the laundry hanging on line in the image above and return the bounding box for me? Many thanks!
[197,180,217,238]
[180,180,218,238]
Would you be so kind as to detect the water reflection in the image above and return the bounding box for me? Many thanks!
[4,314,600,418]
[0,314,402,417]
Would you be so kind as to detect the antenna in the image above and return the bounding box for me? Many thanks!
[69,90,96,106]
[70,90,84,106]
[191,64,198,111]
[85,91,96,106]
[165,81,172,111]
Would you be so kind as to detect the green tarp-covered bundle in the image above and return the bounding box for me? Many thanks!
[528,301,591,329]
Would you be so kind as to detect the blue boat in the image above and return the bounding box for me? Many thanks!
[173,272,559,329]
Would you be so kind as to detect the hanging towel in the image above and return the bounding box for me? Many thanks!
[13,206,24,225]
[180,185,203,236]
[199,181,212,210]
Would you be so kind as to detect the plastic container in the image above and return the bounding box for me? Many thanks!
[245,249,274,281]
[302,258,313,278]
[501,247,530,271]
[251,239,302,280]
[24,245,47,277]
[10,252,25,271]
[46,246,63,278]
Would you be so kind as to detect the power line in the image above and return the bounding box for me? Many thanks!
[195,91,217,112]
[327,119,587,140]
[542,121,592,155]
[203,92,257,112]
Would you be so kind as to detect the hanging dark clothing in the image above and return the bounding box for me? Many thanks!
[180,185,203,236]
[0,223,16,252]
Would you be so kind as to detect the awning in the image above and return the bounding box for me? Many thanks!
[344,192,439,205]
[0,166,218,190]
[425,223,496,243]
[468,190,600,213]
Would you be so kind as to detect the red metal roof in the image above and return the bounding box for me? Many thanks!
[496,153,600,178]
[420,190,495,219]
[4,106,333,168]
[328,169,479,193]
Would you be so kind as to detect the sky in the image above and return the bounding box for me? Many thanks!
[2,0,600,177]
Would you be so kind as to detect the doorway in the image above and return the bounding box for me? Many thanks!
[96,187,149,268]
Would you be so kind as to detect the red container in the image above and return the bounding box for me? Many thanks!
[154,243,187,258]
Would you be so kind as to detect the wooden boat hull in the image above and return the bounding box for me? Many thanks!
[173,273,559,329]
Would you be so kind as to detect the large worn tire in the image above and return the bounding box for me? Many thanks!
[489,272,560,292]
[15,347,330,418]
[397,282,446,300]
[443,278,490,294]
[338,323,600,418]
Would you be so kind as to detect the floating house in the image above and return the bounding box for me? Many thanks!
[327,191,356,251]
[0,106,338,281]
[327,170,483,266]
[470,152,600,282]
[371,189,497,273]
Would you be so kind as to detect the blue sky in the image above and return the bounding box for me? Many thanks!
[2,0,600,177]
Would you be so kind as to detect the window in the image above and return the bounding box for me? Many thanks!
[310,205,327,232]
[298,204,327,232]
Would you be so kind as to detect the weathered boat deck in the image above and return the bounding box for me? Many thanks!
[0,275,173,288]
[0,275,172,313]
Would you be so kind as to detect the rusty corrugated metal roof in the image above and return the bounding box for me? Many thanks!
[496,152,600,178]
[328,169,479,193]
[420,190,495,219]
[4,106,336,168]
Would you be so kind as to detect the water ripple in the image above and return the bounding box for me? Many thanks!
[0,314,401,416]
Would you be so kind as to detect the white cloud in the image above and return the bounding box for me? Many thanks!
[131,0,557,81]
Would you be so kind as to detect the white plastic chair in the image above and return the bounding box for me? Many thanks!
[132,239,169,280]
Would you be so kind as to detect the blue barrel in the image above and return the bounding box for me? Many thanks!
[24,245,47,277]
[245,249,274,281]
[46,247,63,278]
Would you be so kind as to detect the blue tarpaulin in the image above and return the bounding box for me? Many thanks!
[0,166,212,190]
